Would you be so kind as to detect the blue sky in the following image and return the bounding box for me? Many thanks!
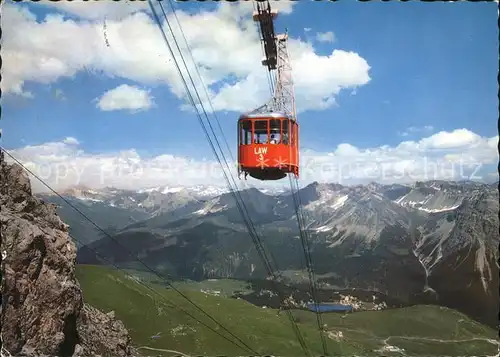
[2,0,498,190]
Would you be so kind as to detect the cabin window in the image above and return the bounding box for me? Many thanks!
[270,119,281,144]
[290,121,295,146]
[254,120,269,144]
[282,119,289,145]
[239,120,252,145]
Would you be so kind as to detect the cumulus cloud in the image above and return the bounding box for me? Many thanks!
[63,137,79,145]
[399,125,434,137]
[419,128,480,150]
[316,31,335,43]
[5,129,498,194]
[37,0,295,21]
[96,84,155,112]
[2,2,370,113]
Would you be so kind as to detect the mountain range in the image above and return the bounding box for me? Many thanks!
[37,179,499,329]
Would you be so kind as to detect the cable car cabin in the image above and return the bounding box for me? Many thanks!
[237,112,299,181]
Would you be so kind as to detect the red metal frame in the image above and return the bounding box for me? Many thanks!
[237,113,299,181]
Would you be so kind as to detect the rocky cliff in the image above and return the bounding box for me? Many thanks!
[0,151,135,357]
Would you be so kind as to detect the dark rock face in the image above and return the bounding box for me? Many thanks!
[74,305,133,356]
[0,152,135,357]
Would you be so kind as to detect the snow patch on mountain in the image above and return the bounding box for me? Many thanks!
[162,187,184,194]
[137,186,161,193]
[394,182,464,214]
[331,195,349,210]
[194,202,228,215]
[475,242,493,292]
[418,204,461,214]
[78,196,103,203]
[136,185,228,197]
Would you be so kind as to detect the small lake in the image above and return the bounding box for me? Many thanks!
[306,303,353,313]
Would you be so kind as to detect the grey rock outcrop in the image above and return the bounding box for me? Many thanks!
[0,151,135,357]
[74,305,133,357]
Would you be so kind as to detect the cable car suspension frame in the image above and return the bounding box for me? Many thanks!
[237,1,299,181]
[250,1,296,120]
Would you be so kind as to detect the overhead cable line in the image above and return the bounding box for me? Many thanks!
[149,1,311,352]
[68,237,252,354]
[74,239,251,354]
[162,1,324,354]
[247,1,328,352]
[164,0,235,165]
[163,0,255,202]
[0,148,258,355]
[147,1,311,354]
[147,0,275,276]
[289,175,329,355]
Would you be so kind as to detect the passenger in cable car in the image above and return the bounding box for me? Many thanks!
[270,120,280,144]
[237,115,299,180]
[282,132,289,145]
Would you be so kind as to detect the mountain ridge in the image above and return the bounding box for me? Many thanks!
[38,179,499,328]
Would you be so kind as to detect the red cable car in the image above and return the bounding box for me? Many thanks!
[237,112,299,181]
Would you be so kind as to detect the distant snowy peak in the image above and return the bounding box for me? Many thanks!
[303,189,349,211]
[299,182,412,244]
[394,181,469,213]
[136,185,227,197]
[187,185,230,197]
[260,187,289,195]
[59,186,106,202]
[51,183,289,215]
[136,184,288,197]
[301,181,399,211]
[136,186,161,194]
[194,198,229,216]
[51,180,492,220]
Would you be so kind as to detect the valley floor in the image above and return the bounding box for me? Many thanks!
[76,265,499,357]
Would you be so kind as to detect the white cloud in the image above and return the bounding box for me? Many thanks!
[6,129,498,194]
[63,137,79,145]
[96,84,155,112]
[316,31,335,43]
[36,0,295,21]
[2,2,370,113]
[419,128,479,150]
[399,125,434,137]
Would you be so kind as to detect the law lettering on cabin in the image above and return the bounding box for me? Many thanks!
[254,146,268,162]
[254,147,268,155]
